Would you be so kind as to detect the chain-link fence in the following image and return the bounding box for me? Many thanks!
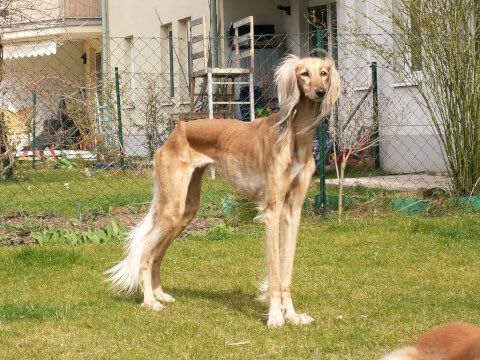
[0,32,453,217]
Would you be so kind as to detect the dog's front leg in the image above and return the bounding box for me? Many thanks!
[264,206,284,328]
[281,161,315,325]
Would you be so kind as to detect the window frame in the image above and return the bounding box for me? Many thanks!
[404,3,424,82]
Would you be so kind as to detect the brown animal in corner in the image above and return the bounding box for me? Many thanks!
[382,322,480,360]
[106,54,340,327]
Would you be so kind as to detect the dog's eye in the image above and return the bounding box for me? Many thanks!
[300,71,309,77]
[321,71,328,77]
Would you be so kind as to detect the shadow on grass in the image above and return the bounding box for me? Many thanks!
[111,287,265,321]
[168,286,265,319]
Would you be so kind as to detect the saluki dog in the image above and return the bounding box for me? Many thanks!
[106,54,340,327]
[381,322,480,359]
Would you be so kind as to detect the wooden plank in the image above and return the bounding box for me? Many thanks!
[233,33,251,45]
[190,17,204,27]
[210,68,250,74]
[232,16,252,29]
[213,101,250,105]
[212,81,250,85]
[191,34,203,43]
[191,51,205,60]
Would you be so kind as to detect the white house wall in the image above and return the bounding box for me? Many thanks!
[105,0,447,173]
[336,0,447,174]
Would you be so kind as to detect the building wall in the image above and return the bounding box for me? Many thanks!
[335,0,447,174]
[106,0,447,173]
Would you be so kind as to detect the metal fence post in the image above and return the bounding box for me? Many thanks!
[31,91,37,169]
[371,61,381,170]
[316,120,327,213]
[114,67,125,168]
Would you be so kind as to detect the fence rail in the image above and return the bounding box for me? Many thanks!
[0,33,454,216]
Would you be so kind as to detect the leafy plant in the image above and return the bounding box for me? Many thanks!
[255,106,272,118]
[53,156,76,169]
[30,220,124,246]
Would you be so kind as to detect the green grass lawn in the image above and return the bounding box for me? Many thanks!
[0,168,234,217]
[1,214,480,359]
[0,166,416,220]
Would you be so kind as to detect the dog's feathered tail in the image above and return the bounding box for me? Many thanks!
[105,170,162,295]
[105,203,159,295]
[257,276,269,302]
[380,346,421,360]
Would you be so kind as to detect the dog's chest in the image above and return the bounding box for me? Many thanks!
[290,160,306,181]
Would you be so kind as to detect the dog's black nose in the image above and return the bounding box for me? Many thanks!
[316,88,326,98]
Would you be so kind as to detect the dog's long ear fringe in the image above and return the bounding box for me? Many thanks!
[274,54,300,143]
[299,54,341,134]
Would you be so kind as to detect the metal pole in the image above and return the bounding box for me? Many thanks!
[31,91,36,169]
[102,0,108,95]
[316,121,327,213]
[210,0,218,67]
[168,31,175,98]
[315,26,327,214]
[371,62,381,170]
[114,67,125,168]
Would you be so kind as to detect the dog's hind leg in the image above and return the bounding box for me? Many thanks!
[139,160,192,310]
[151,166,206,303]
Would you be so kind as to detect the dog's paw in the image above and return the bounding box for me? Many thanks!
[141,300,164,311]
[155,292,175,303]
[285,312,315,325]
[267,311,285,328]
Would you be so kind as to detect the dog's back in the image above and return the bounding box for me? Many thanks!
[382,322,480,360]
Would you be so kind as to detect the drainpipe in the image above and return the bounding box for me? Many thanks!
[210,0,218,67]
[102,0,108,87]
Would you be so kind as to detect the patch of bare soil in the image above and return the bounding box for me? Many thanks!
[184,216,219,236]
[0,207,220,246]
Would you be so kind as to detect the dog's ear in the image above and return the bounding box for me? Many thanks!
[318,55,340,121]
[274,54,300,141]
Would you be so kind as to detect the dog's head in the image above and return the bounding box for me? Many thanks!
[275,54,340,137]
[295,56,338,102]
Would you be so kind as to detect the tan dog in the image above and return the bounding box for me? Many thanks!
[382,322,480,360]
[106,54,340,327]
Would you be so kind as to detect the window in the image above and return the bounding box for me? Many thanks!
[168,30,174,98]
[123,35,135,107]
[161,24,174,100]
[406,9,423,73]
[178,17,191,102]
[404,0,424,75]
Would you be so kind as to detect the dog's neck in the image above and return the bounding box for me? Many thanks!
[290,96,321,163]
[292,96,320,135]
